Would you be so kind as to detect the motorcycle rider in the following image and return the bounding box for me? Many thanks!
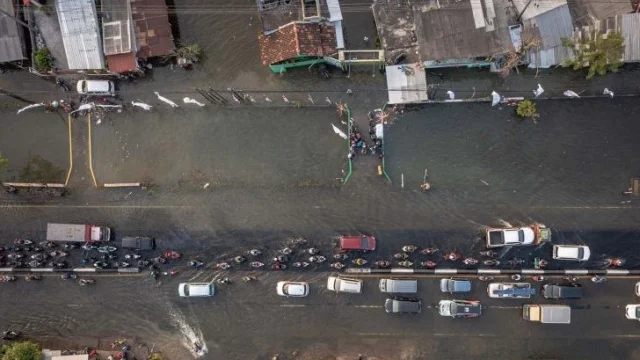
[353,258,367,266]
[248,249,261,256]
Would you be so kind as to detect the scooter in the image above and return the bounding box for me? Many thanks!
[331,262,345,269]
[478,275,494,281]
[421,247,439,255]
[25,275,42,281]
[463,257,478,265]
[250,261,265,268]
[393,253,409,260]
[483,259,500,266]
[13,239,32,245]
[233,256,246,264]
[375,260,391,268]
[479,250,496,257]
[246,249,262,256]
[420,261,437,268]
[125,254,141,260]
[306,247,320,255]
[402,245,417,253]
[61,273,77,280]
[79,279,95,286]
[352,258,367,266]
[98,246,117,253]
[398,260,413,268]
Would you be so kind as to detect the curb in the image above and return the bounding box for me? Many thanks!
[345,268,640,276]
[0,268,140,273]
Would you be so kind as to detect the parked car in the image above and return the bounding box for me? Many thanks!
[121,236,155,250]
[542,283,583,299]
[486,224,551,248]
[76,79,115,96]
[327,276,362,293]
[552,245,591,261]
[438,300,482,318]
[625,304,640,320]
[635,282,640,297]
[487,282,535,299]
[379,279,418,294]
[178,282,215,297]
[276,281,309,297]
[339,235,376,252]
[384,297,422,314]
[439,278,472,293]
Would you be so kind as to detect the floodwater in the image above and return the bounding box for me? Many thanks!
[3,0,640,358]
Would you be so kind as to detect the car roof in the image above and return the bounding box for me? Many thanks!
[387,298,421,313]
[451,300,481,315]
[284,282,307,296]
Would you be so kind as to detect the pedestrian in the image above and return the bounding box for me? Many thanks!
[363,37,370,45]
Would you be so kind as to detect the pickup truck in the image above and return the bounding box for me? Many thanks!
[46,223,111,242]
[523,304,571,324]
[486,224,551,248]
[487,282,535,299]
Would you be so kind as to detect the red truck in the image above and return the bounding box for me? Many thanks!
[339,235,376,252]
[46,223,111,242]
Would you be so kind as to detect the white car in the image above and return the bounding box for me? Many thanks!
[178,282,215,297]
[276,281,309,297]
[635,282,640,297]
[552,245,590,261]
[626,304,640,320]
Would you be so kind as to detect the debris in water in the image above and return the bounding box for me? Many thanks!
[603,88,614,98]
[325,97,331,104]
[533,84,544,98]
[183,97,206,107]
[563,90,580,98]
[265,97,272,102]
[131,101,152,110]
[16,103,45,115]
[480,179,489,186]
[307,94,314,104]
[203,183,210,189]
[154,91,179,107]
[446,90,455,100]
[331,124,348,140]
[282,95,289,103]
[491,91,500,106]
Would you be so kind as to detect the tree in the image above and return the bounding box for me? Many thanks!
[34,48,53,73]
[497,30,542,77]
[0,152,8,181]
[2,341,40,360]
[562,31,625,79]
[516,100,539,122]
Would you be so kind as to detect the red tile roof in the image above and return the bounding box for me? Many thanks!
[258,22,336,65]
[130,0,175,59]
[107,52,138,73]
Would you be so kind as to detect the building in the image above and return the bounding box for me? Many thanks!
[568,0,634,27]
[56,0,105,70]
[101,0,138,73]
[0,0,26,63]
[258,21,336,72]
[372,0,518,68]
[130,0,175,59]
[596,13,640,62]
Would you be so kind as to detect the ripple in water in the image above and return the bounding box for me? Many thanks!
[168,307,208,358]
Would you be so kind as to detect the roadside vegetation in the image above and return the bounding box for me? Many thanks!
[562,31,625,79]
[0,341,40,360]
[516,100,540,122]
[34,48,53,73]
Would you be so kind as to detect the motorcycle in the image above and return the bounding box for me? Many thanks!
[25,275,42,281]
[61,273,77,280]
[56,78,70,92]
[463,257,478,265]
[445,252,461,261]
[247,249,262,256]
[421,247,439,255]
[292,262,310,268]
[272,262,287,270]
[307,247,320,255]
[402,245,417,253]
[162,250,182,260]
[250,261,265,268]
[233,256,247,264]
[39,241,56,249]
[330,262,345,269]
[479,250,496,257]
[1,275,16,282]
[478,275,494,281]
[50,250,68,257]
[420,260,437,268]
[79,279,95,286]
[352,258,367,266]
[14,239,32,245]
[507,258,525,266]
[605,257,625,267]
[98,246,117,253]
[311,256,326,263]
[242,276,255,282]
[138,259,150,268]
[63,243,80,250]
[82,244,97,251]
[530,275,545,282]
[483,259,500,266]
[393,253,409,260]
[287,237,308,247]
[152,256,167,264]
[273,255,289,263]
[31,246,43,253]
[7,253,23,260]
[2,331,19,340]
[28,260,44,268]
[398,260,413,268]
[333,253,348,261]
[216,262,231,270]
[93,261,108,269]
[30,253,46,261]
[118,261,131,268]
[280,247,293,255]
[375,260,391,268]
[124,254,141,260]
[591,276,607,284]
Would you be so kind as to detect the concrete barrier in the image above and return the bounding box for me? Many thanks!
[103,183,143,188]
[117,268,140,273]
[3,182,65,188]
[341,268,640,276]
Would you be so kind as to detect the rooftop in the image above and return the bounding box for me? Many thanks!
[257,0,332,34]
[385,63,429,104]
[568,0,634,27]
[0,0,25,63]
[130,0,175,58]
[101,0,134,55]
[525,4,574,68]
[599,12,640,62]
[56,0,105,69]
[372,0,517,64]
[258,21,336,65]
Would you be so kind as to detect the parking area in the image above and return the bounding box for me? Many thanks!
[90,107,345,188]
[0,109,69,183]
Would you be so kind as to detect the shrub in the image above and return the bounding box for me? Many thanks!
[516,100,539,121]
[34,48,53,72]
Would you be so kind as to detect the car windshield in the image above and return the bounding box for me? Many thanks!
[577,248,584,259]
[183,285,190,296]
[360,237,368,249]
[518,230,524,243]
[635,307,640,318]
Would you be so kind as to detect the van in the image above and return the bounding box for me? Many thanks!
[76,79,115,96]
[121,236,156,250]
[178,282,215,297]
[542,284,583,299]
[379,279,418,294]
[384,297,422,314]
[327,276,363,293]
[439,278,472,293]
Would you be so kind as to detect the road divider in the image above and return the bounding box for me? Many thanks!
[0,267,140,273]
[345,268,637,276]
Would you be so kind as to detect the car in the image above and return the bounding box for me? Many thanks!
[276,281,309,297]
[487,282,535,299]
[339,235,376,252]
[625,304,640,320]
[439,278,472,293]
[384,297,422,314]
[552,245,591,261]
[76,79,115,96]
[542,283,583,299]
[486,227,535,248]
[121,236,155,250]
[635,282,640,297]
[327,276,363,293]
[178,282,215,297]
[438,300,482,318]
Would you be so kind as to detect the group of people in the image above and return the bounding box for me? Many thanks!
[348,124,368,159]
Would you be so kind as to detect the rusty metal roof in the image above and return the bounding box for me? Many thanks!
[130,0,174,58]
[258,21,336,65]
[106,52,137,73]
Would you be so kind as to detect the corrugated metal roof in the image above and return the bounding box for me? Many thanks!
[56,0,105,69]
[131,0,175,58]
[525,4,573,68]
[326,0,343,21]
[620,13,640,62]
[511,0,567,21]
[333,20,344,49]
[101,0,134,55]
[51,355,89,360]
[0,0,25,62]
[106,52,137,73]
[385,63,429,104]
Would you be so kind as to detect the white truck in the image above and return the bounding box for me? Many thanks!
[486,224,551,248]
[46,223,111,242]
[487,282,535,299]
[523,304,571,324]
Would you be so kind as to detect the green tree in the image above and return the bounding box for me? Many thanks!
[0,152,8,181]
[516,100,539,121]
[2,341,40,360]
[562,31,625,79]
[34,48,53,72]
